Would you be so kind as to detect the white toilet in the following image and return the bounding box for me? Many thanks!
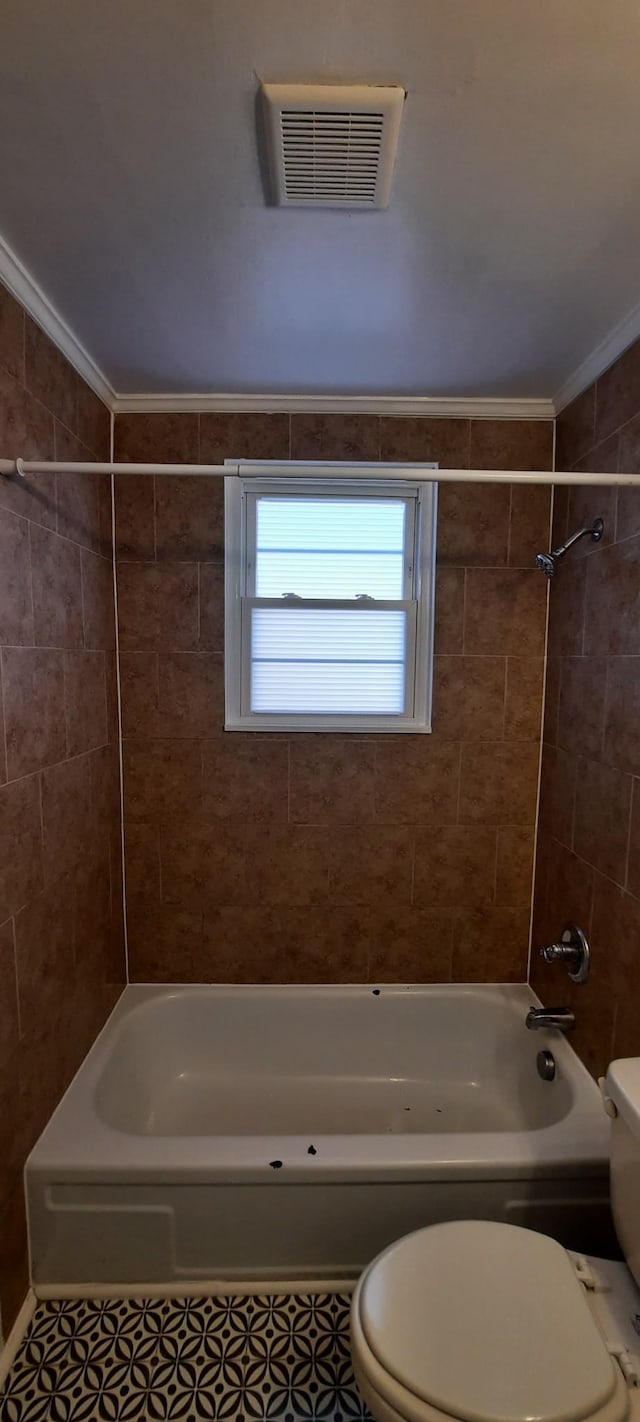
[351,1058,640,1422]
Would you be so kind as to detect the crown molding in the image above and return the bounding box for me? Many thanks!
[0,232,116,410]
[112,391,555,419]
[553,295,640,415]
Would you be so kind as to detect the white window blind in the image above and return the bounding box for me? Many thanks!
[255,498,407,598]
[248,604,411,714]
[224,468,437,732]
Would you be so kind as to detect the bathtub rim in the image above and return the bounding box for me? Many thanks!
[26,982,609,1185]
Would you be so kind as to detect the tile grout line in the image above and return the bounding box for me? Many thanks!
[579,552,588,658]
[110,413,130,984]
[25,520,36,646]
[526,481,554,982]
[196,561,201,646]
[454,740,463,825]
[600,659,611,766]
[628,778,639,895]
[18,303,26,387]
[491,826,499,909]
[286,738,291,825]
[79,540,87,651]
[614,429,622,548]
[28,519,108,560]
[10,908,22,1043]
[3,358,78,452]
[569,753,581,854]
[610,1001,619,1064]
[0,649,9,785]
[3,744,106,789]
[62,643,71,759]
[622,768,634,893]
[592,389,631,450]
[506,483,513,566]
[35,769,46,929]
[501,655,509,740]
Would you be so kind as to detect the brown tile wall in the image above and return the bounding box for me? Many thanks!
[0,284,126,1330]
[532,337,640,1078]
[114,413,552,990]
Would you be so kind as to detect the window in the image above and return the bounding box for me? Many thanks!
[224,462,437,732]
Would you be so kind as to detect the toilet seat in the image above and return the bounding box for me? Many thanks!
[352,1324,630,1422]
[352,1221,630,1422]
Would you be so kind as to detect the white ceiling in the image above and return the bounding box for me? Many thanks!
[1,0,640,400]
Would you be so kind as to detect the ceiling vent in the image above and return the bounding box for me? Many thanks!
[261,83,405,210]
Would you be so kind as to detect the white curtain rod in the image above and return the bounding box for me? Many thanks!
[1,457,639,486]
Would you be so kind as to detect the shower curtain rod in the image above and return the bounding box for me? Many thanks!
[1,457,639,486]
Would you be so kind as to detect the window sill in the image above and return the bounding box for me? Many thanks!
[224,718,433,734]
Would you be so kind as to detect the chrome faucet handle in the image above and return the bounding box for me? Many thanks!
[540,942,579,964]
[539,923,590,984]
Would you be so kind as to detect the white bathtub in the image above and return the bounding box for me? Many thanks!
[26,984,610,1288]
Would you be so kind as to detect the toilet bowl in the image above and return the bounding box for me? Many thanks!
[351,1060,640,1422]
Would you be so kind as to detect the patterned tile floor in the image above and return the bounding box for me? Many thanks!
[0,1292,372,1421]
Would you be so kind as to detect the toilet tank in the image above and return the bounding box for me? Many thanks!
[605,1059,640,1287]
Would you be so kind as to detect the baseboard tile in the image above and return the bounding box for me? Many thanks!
[34,1275,358,1302]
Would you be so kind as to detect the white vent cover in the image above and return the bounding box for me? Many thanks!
[261,83,405,210]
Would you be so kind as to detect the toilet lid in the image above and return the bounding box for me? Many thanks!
[359,1221,619,1422]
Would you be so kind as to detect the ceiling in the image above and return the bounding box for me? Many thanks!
[1,0,640,401]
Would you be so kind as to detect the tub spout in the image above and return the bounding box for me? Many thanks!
[526,1006,575,1032]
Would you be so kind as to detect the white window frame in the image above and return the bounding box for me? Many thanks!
[224,461,438,733]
